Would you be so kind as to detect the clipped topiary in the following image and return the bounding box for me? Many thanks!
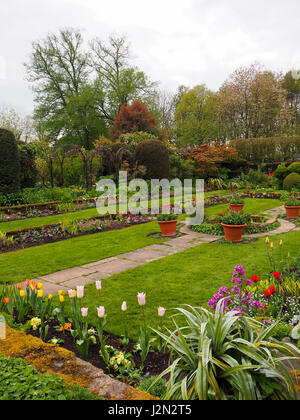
[283,172,300,191]
[135,139,169,180]
[287,162,300,176]
[0,128,21,194]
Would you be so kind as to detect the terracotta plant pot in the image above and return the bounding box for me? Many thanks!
[221,223,247,243]
[229,204,245,213]
[158,220,178,237]
[285,206,300,219]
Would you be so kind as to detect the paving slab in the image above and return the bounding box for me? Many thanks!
[39,267,96,284]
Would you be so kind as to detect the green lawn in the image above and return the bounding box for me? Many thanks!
[79,230,300,340]
[0,221,165,283]
[0,198,283,284]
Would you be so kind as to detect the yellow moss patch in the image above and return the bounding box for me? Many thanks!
[0,326,156,400]
[0,326,90,388]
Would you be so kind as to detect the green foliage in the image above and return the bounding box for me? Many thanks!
[0,129,20,194]
[220,210,251,226]
[175,85,222,146]
[271,323,293,341]
[287,162,300,175]
[19,144,38,189]
[169,155,195,180]
[230,136,300,165]
[245,169,269,187]
[0,356,102,400]
[283,172,300,191]
[135,140,169,179]
[138,375,167,399]
[152,305,299,400]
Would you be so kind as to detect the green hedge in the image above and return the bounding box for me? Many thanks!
[230,136,300,164]
[0,129,20,194]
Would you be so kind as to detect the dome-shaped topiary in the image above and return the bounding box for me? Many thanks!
[135,139,169,180]
[287,162,300,176]
[283,172,300,191]
[0,128,21,194]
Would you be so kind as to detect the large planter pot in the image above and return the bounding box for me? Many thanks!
[285,206,300,219]
[221,223,247,243]
[229,203,244,213]
[158,220,178,237]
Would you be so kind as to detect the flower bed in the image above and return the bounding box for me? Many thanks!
[192,211,280,237]
[0,215,153,254]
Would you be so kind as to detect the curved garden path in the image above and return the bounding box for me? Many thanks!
[34,206,299,295]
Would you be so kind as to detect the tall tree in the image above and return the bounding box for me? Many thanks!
[174,85,222,146]
[112,100,158,139]
[216,64,293,139]
[25,28,107,149]
[90,35,157,123]
[282,71,300,134]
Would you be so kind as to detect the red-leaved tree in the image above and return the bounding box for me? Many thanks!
[113,100,158,138]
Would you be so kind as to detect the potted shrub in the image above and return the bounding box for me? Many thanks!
[220,210,250,243]
[284,196,300,219]
[229,194,245,213]
[157,212,178,237]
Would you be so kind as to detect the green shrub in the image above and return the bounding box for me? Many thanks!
[0,356,102,400]
[287,162,300,176]
[135,140,169,180]
[138,375,167,399]
[283,172,300,191]
[0,129,20,194]
[245,169,269,187]
[153,304,300,400]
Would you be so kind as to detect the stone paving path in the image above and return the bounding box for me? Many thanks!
[34,206,299,295]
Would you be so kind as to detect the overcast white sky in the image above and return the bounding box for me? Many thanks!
[0,0,299,116]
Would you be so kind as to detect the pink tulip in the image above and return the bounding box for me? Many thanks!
[77,285,84,299]
[137,292,146,306]
[158,307,166,317]
[68,289,75,298]
[121,301,127,311]
[96,281,102,290]
[97,306,105,318]
[81,308,88,317]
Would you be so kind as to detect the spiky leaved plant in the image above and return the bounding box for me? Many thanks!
[151,302,300,400]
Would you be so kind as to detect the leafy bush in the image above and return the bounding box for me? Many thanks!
[0,356,102,400]
[152,304,300,400]
[0,129,20,194]
[245,169,269,187]
[287,162,300,176]
[283,172,300,191]
[135,140,170,180]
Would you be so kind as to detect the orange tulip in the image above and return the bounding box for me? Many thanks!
[3,297,10,304]
[17,283,22,290]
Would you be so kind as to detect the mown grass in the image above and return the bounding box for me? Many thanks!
[79,230,300,340]
[0,221,165,283]
[0,198,282,285]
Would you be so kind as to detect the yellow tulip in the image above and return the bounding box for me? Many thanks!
[36,282,43,290]
[58,290,63,296]
[59,295,65,303]
[48,294,53,300]
[270,242,274,249]
[37,290,43,298]
[279,240,283,247]
[265,237,270,245]
[20,290,25,298]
